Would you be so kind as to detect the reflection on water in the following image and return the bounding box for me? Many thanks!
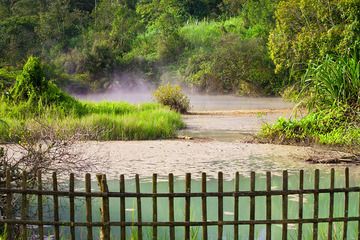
[27,170,359,239]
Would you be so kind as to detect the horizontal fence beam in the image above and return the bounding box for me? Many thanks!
[0,187,359,197]
[1,217,360,227]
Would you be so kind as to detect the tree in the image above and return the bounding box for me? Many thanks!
[268,0,360,77]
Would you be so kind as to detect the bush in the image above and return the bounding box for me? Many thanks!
[153,84,190,113]
[300,54,360,111]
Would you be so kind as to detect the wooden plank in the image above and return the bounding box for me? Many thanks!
[249,172,255,240]
[266,172,271,240]
[69,173,75,240]
[120,174,126,240]
[234,172,239,240]
[169,173,175,240]
[298,170,304,240]
[343,168,349,240]
[85,173,93,240]
[135,174,143,240]
[218,172,223,240]
[97,174,110,240]
[152,174,158,240]
[185,173,191,240]
[202,172,208,240]
[5,170,13,240]
[328,168,335,240]
[313,169,320,240]
[37,171,44,240]
[21,171,28,240]
[53,172,60,240]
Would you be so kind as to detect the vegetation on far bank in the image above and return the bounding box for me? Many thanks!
[260,54,359,147]
[0,0,359,147]
[0,57,184,142]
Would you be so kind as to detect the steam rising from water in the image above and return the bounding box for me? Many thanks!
[74,72,294,111]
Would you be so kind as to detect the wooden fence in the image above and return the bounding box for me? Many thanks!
[0,168,359,240]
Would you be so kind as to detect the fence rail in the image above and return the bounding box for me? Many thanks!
[0,168,359,240]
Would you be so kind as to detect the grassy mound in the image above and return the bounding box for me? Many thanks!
[0,57,184,141]
[261,54,359,147]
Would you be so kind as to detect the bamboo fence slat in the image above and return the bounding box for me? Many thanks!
[85,173,93,240]
[52,172,60,240]
[152,174,157,240]
[168,173,175,240]
[185,173,191,240]
[328,168,335,240]
[120,174,126,240]
[37,171,44,240]
[202,172,208,240]
[282,170,288,240]
[266,171,271,240]
[249,171,255,240]
[343,168,349,240]
[298,170,304,240]
[313,169,320,240]
[234,172,239,240]
[69,173,75,240]
[218,172,224,240]
[21,171,27,240]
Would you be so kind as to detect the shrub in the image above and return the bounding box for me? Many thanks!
[300,54,360,111]
[153,84,190,113]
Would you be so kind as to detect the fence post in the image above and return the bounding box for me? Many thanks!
[282,170,288,240]
[249,172,255,240]
[343,168,349,240]
[135,174,143,240]
[218,172,223,240]
[85,173,93,240]
[97,174,110,240]
[21,171,28,240]
[202,172,208,240]
[5,169,13,240]
[152,174,158,240]
[168,173,175,240]
[52,172,60,240]
[120,174,126,240]
[328,169,335,240]
[69,173,75,240]
[298,170,304,240]
[185,173,191,240]
[266,172,272,240]
[234,172,239,240]
[313,169,320,240]
[37,171,44,240]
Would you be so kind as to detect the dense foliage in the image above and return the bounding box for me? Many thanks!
[0,0,282,95]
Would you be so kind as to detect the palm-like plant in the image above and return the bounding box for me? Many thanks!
[300,54,359,111]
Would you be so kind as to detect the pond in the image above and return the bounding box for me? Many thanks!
[25,169,359,239]
[67,93,360,239]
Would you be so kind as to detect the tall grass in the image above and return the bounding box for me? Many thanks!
[0,102,185,142]
[300,54,359,111]
[261,54,360,146]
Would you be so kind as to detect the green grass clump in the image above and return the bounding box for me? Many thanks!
[260,107,360,146]
[261,53,359,146]
[0,57,185,142]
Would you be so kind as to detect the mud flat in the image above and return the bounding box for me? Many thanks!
[81,140,359,180]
